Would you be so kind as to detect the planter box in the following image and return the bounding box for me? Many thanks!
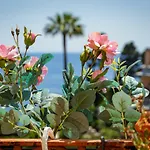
[0,139,136,150]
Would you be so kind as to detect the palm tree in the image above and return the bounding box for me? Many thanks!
[44,13,84,70]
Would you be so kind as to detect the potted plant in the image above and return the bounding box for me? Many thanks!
[0,27,149,150]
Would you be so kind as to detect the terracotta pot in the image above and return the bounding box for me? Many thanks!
[0,139,136,150]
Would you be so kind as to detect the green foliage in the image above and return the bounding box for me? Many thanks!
[71,90,96,109]
[1,25,149,143]
[125,108,141,122]
[50,96,69,115]
[63,111,89,138]
[112,91,132,112]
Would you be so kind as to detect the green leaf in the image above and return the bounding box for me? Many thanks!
[112,91,132,112]
[1,122,15,135]
[19,115,30,126]
[81,109,93,122]
[112,123,123,131]
[22,90,31,101]
[19,56,30,66]
[65,111,89,133]
[122,76,138,90]
[132,88,149,98]
[50,96,69,115]
[8,109,20,124]
[0,59,6,68]
[0,73,3,81]
[5,62,16,70]
[98,110,111,122]
[125,108,141,122]
[71,90,96,109]
[33,53,53,68]
[25,104,34,111]
[21,72,37,88]
[31,89,59,107]
[9,84,19,95]
[127,122,134,129]
[62,70,70,86]
[63,122,80,139]
[67,63,74,81]
[0,108,6,118]
[46,113,60,128]
[125,60,141,74]
[107,109,121,122]
[16,129,29,137]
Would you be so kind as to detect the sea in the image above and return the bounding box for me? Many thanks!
[31,53,116,94]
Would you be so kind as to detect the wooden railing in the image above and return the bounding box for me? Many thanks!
[0,139,135,150]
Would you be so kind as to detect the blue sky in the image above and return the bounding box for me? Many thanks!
[0,0,150,53]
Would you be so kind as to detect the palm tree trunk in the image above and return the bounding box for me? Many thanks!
[63,33,67,70]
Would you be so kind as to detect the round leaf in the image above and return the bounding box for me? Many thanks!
[1,122,15,135]
[107,109,121,122]
[125,108,141,122]
[17,129,29,137]
[122,76,138,90]
[50,97,69,115]
[63,122,80,139]
[112,91,131,112]
[71,90,96,109]
[19,115,30,126]
[46,113,60,128]
[65,111,89,133]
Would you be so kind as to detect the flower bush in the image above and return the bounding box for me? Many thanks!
[0,27,149,149]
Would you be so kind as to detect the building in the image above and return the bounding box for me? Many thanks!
[137,49,150,91]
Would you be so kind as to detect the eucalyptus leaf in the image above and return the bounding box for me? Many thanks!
[81,109,93,122]
[112,91,132,112]
[125,108,141,122]
[71,90,96,109]
[19,115,30,126]
[8,109,20,124]
[122,76,138,90]
[0,107,6,119]
[1,122,15,135]
[63,122,80,139]
[50,96,69,115]
[98,110,111,122]
[65,111,89,133]
[17,129,29,137]
[9,84,19,95]
[46,113,60,128]
[112,123,123,131]
[132,88,149,98]
[107,109,121,123]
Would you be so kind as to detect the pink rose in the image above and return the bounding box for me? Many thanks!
[87,32,119,65]
[0,45,18,61]
[24,56,48,85]
[87,32,108,49]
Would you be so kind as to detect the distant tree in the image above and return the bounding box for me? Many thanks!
[120,42,141,76]
[44,13,84,70]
